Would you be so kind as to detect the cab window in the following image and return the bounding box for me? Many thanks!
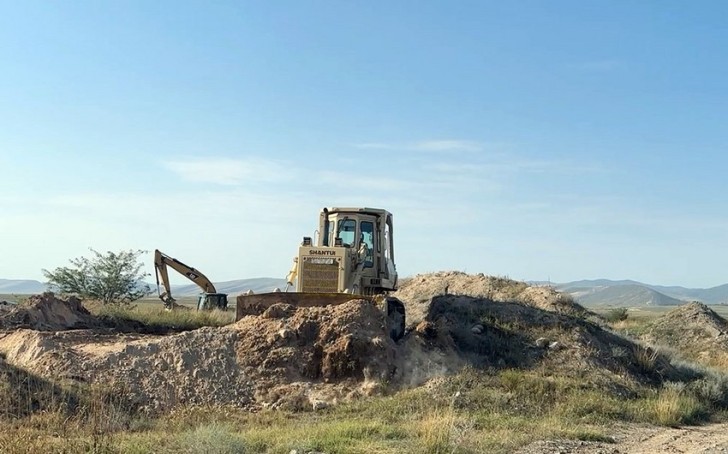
[337,219,357,246]
[360,221,374,267]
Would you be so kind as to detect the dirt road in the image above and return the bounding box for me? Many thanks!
[519,423,728,453]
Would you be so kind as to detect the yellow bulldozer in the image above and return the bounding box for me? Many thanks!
[237,207,406,341]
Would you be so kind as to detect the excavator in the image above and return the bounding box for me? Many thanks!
[236,207,406,340]
[153,249,228,311]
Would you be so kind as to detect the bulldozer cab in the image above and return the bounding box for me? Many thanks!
[318,207,397,293]
[237,206,404,341]
[197,293,228,311]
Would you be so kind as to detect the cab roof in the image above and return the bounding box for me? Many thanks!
[327,207,390,217]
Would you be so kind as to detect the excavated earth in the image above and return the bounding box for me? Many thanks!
[0,293,100,331]
[0,274,693,414]
[642,301,728,367]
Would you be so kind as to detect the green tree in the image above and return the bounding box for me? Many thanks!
[43,248,151,304]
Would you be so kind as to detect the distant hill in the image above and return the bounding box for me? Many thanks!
[548,279,728,306]
[649,283,728,305]
[557,279,643,292]
[568,284,684,307]
[0,279,47,294]
[5,274,728,306]
[172,278,288,296]
[0,277,287,297]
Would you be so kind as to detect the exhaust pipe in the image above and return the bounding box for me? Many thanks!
[322,207,330,246]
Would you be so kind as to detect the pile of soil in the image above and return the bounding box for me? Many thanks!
[0,299,398,413]
[0,275,697,414]
[232,299,397,410]
[394,271,592,325]
[0,293,99,331]
[397,293,681,392]
[642,302,728,367]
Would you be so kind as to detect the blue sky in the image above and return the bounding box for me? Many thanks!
[2,1,728,287]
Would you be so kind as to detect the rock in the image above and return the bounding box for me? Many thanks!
[262,303,296,319]
[311,399,328,411]
[549,341,563,350]
[277,328,295,341]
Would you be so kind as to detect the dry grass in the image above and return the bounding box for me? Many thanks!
[89,301,235,331]
[2,363,727,453]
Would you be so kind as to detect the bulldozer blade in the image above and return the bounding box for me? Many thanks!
[236,292,361,318]
[236,292,405,341]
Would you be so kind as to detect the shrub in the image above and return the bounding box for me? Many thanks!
[648,384,706,426]
[605,307,629,323]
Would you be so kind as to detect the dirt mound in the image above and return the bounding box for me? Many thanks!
[0,281,692,414]
[0,299,398,413]
[643,302,728,367]
[394,271,593,325]
[398,294,683,391]
[232,299,397,410]
[0,350,83,419]
[0,293,99,331]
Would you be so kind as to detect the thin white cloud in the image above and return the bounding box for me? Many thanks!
[353,139,484,153]
[162,157,289,186]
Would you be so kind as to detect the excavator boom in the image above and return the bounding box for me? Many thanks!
[153,249,228,310]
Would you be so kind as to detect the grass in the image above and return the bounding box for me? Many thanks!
[3,363,728,454]
[87,300,236,332]
[0,294,28,304]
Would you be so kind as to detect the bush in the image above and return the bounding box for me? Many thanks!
[648,384,707,426]
[689,371,728,409]
[605,307,629,323]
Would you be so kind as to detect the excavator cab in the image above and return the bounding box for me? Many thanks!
[197,293,228,311]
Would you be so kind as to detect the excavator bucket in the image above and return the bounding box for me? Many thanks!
[236,292,406,341]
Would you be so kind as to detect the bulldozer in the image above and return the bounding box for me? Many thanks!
[154,249,228,311]
[236,207,406,340]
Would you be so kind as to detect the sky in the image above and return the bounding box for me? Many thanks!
[2,1,728,288]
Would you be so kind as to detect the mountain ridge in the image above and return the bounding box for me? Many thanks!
[543,279,728,306]
[0,278,287,296]
[4,276,728,306]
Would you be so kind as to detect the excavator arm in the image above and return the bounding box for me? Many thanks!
[154,249,220,309]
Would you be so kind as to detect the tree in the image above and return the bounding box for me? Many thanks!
[43,248,151,304]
